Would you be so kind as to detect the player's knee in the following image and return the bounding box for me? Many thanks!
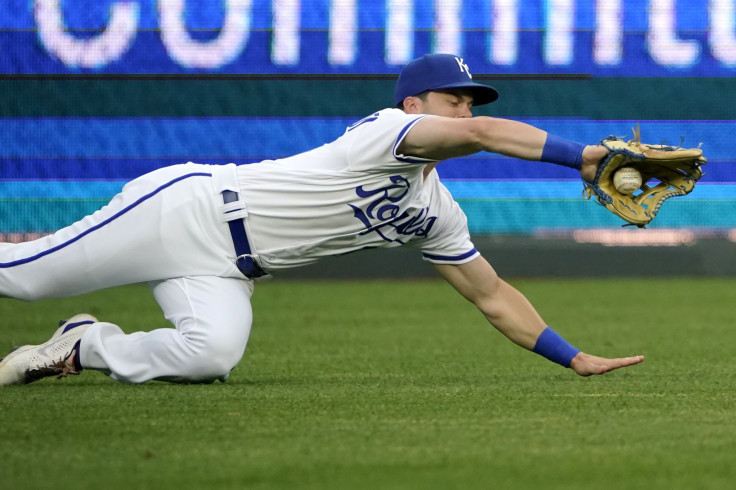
[192,351,240,380]
[182,329,247,380]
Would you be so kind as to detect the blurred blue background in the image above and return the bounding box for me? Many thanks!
[0,0,733,239]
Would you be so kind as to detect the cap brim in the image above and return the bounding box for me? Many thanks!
[431,81,499,105]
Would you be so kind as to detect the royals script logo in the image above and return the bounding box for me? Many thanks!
[349,175,436,244]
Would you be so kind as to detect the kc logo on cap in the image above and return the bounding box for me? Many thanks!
[454,56,472,77]
[393,53,499,107]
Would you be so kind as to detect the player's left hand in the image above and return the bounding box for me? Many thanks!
[580,144,609,183]
[569,351,645,376]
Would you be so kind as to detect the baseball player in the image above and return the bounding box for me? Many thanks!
[0,54,644,385]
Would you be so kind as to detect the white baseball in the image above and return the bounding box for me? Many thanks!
[613,167,642,195]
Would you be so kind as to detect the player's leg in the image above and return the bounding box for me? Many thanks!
[0,275,254,385]
[0,162,240,301]
[79,275,254,383]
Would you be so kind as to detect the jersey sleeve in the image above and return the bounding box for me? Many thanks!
[407,173,480,265]
[342,109,437,170]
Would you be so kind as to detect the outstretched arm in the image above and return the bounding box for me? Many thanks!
[434,256,644,376]
[397,116,608,181]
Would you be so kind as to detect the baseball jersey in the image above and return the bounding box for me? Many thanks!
[236,108,480,271]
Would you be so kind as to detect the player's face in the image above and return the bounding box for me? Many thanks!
[419,90,474,118]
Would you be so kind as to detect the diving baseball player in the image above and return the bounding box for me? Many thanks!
[0,54,644,385]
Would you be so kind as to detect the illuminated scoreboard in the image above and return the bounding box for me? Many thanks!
[1,0,734,75]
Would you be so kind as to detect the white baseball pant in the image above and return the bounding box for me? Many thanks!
[0,163,255,383]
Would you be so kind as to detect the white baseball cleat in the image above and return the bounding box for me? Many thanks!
[0,313,98,386]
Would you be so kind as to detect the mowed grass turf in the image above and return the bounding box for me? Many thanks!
[1,277,735,490]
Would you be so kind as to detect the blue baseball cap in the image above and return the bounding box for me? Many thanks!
[394,53,499,107]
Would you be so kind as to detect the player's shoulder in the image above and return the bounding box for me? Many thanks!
[376,107,432,125]
[350,107,425,125]
[343,108,431,139]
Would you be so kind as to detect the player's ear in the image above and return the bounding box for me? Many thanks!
[402,96,422,114]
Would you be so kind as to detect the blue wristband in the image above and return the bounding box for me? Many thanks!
[532,326,580,367]
[540,134,584,170]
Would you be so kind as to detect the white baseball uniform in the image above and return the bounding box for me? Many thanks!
[0,108,479,383]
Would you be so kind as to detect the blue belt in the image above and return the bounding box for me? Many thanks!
[222,190,267,279]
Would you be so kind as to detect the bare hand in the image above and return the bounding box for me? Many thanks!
[580,144,609,183]
[569,352,645,376]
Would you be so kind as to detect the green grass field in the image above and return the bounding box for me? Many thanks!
[1,278,735,490]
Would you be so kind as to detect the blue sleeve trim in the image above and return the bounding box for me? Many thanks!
[422,248,478,262]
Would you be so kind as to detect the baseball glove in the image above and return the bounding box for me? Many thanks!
[583,125,706,227]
